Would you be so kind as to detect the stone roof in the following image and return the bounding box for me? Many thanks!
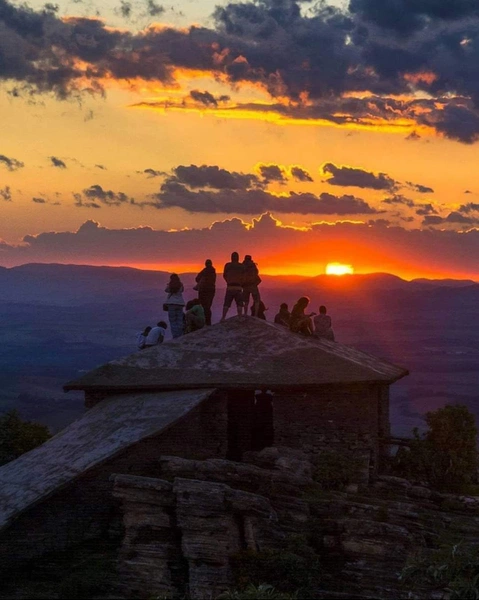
[65,316,408,392]
[0,389,214,531]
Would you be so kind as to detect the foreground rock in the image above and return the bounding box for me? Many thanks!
[112,448,479,599]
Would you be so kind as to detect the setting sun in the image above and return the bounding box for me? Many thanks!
[325,262,354,276]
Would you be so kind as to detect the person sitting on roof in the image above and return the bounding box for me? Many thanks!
[313,305,335,341]
[274,303,291,327]
[144,321,168,347]
[185,299,206,333]
[251,299,267,320]
[242,254,261,317]
[290,297,315,336]
[221,251,245,321]
[137,326,152,350]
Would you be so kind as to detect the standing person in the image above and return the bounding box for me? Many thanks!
[144,321,168,347]
[221,252,244,321]
[137,326,152,350]
[313,305,335,341]
[164,273,185,338]
[242,254,261,317]
[274,303,291,327]
[290,297,315,335]
[195,259,216,326]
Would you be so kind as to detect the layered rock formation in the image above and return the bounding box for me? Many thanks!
[112,448,479,599]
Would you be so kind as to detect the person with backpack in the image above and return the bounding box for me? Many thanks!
[242,254,261,317]
[194,259,216,326]
[221,252,245,321]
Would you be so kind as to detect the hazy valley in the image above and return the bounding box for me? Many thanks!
[0,263,478,436]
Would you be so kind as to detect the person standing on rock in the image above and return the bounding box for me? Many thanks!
[221,252,244,321]
[194,259,216,326]
[242,254,262,317]
[164,273,185,338]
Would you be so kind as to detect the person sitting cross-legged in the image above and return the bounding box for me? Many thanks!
[313,305,335,341]
[185,299,206,333]
[290,296,315,336]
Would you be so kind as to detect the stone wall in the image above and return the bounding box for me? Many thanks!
[0,392,228,572]
[273,384,380,474]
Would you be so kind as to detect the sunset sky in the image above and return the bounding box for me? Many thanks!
[2,0,479,279]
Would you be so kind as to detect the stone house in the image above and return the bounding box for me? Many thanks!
[0,316,407,573]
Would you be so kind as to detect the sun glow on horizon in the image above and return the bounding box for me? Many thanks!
[325,262,354,276]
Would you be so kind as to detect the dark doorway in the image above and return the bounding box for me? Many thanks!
[226,390,274,461]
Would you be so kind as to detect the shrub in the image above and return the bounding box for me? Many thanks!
[231,543,322,598]
[313,450,362,490]
[390,404,478,492]
[400,542,479,599]
[0,409,51,465]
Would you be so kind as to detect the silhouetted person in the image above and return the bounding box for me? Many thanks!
[137,326,152,350]
[185,298,206,333]
[164,273,185,338]
[144,321,168,346]
[221,252,244,321]
[274,303,291,327]
[195,259,216,326]
[313,305,335,341]
[242,254,261,317]
[252,299,267,320]
[290,296,315,335]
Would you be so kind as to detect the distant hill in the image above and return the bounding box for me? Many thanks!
[1,263,477,305]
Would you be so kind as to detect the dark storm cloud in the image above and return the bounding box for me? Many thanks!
[422,215,445,226]
[118,0,132,19]
[141,168,165,178]
[349,0,479,36]
[290,166,313,182]
[0,185,12,201]
[74,185,134,207]
[258,164,288,184]
[445,211,479,225]
[0,154,24,171]
[152,180,379,215]
[459,202,479,213]
[415,203,438,216]
[50,156,67,169]
[382,195,415,208]
[4,0,479,143]
[145,0,164,17]
[172,164,261,190]
[189,90,230,106]
[74,193,101,208]
[322,163,397,191]
[421,105,479,145]
[406,182,434,194]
